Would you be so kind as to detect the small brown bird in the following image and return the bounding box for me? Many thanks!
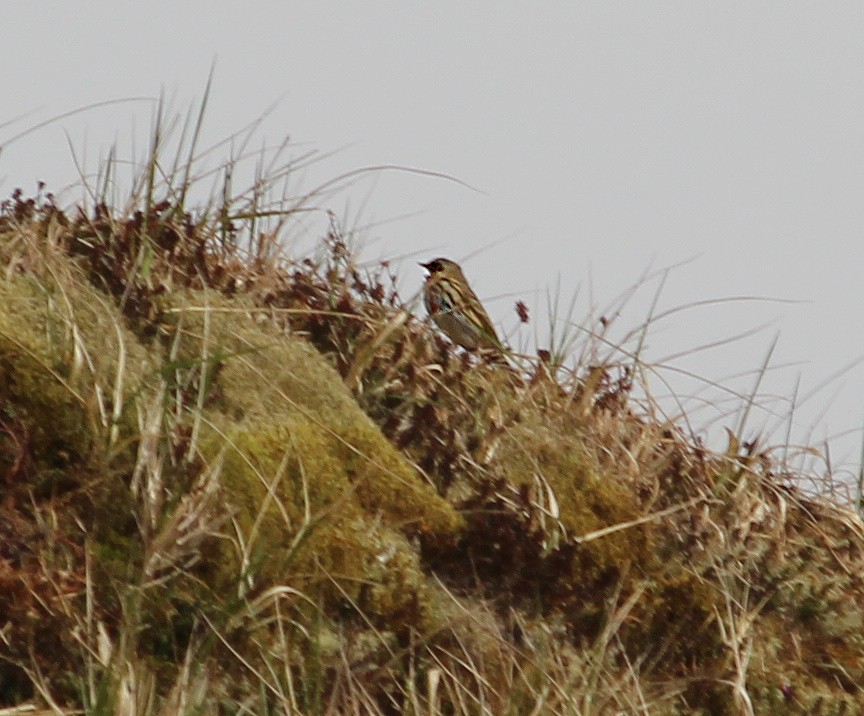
[420,258,502,352]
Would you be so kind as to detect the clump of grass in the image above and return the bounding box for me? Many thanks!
[2,97,864,714]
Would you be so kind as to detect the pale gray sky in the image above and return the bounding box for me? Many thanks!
[3,3,864,488]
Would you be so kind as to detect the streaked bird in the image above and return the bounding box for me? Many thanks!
[420,258,502,352]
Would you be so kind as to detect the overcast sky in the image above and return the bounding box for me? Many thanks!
[3,3,863,491]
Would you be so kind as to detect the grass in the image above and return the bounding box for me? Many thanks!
[1,98,864,714]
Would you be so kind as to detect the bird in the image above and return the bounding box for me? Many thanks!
[419,258,502,353]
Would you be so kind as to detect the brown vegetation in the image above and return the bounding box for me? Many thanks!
[1,174,863,715]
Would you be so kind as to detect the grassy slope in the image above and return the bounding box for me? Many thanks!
[0,185,863,716]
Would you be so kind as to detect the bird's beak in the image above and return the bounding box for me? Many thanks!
[419,261,431,271]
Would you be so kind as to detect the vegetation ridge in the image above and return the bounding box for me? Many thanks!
[0,150,863,714]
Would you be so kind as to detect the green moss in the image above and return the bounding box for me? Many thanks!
[166,294,460,613]
[494,411,655,596]
[0,271,149,498]
[0,295,91,493]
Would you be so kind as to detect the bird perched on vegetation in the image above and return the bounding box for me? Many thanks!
[420,258,502,353]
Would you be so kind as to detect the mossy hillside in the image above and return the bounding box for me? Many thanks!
[3,185,864,711]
